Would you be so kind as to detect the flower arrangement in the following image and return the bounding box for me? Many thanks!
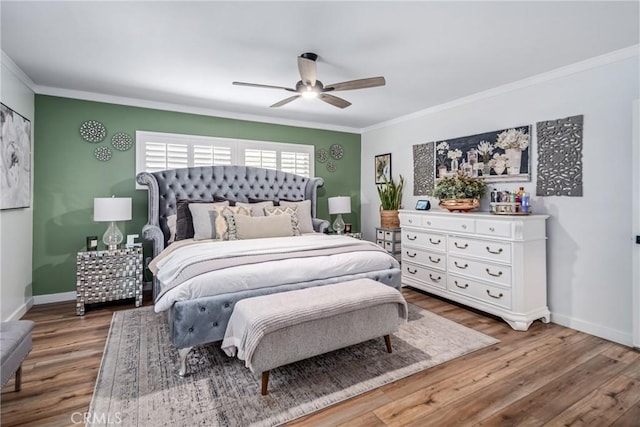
[376,174,404,210]
[476,140,494,162]
[495,128,529,151]
[432,172,487,200]
[446,148,462,160]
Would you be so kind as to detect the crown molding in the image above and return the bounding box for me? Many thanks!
[361,44,640,134]
[1,50,38,92]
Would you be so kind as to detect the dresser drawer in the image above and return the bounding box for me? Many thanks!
[447,255,512,287]
[403,262,446,289]
[400,213,422,227]
[447,236,512,264]
[476,220,513,238]
[423,216,475,234]
[402,247,446,270]
[403,229,447,252]
[447,275,512,310]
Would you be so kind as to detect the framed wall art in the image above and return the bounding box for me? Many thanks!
[432,125,532,183]
[375,153,391,184]
[1,103,31,210]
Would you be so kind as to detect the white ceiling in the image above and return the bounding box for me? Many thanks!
[1,1,638,132]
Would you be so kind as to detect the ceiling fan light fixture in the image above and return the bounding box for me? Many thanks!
[301,88,318,99]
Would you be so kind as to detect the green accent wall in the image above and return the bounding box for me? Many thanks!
[33,95,361,295]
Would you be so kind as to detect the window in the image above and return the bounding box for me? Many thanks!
[136,131,314,186]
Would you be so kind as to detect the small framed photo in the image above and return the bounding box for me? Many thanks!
[375,153,391,184]
[86,236,98,251]
[415,200,431,211]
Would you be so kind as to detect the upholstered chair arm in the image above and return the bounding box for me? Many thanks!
[312,218,330,233]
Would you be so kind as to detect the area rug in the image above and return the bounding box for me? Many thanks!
[88,304,498,426]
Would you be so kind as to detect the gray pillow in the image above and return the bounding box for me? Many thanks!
[227,213,297,240]
[279,200,313,233]
[188,203,221,240]
[236,201,274,217]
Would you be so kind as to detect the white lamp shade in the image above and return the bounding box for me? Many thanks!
[93,197,132,222]
[328,196,351,215]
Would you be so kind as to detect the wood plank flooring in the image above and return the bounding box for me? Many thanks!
[2,288,639,426]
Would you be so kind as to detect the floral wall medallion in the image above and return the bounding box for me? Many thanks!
[316,148,328,163]
[94,146,112,161]
[80,120,107,143]
[111,132,133,151]
[412,142,435,195]
[536,115,583,196]
[329,144,344,160]
[430,125,532,183]
[326,160,336,172]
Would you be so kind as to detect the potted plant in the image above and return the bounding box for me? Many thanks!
[376,175,404,228]
[432,172,487,212]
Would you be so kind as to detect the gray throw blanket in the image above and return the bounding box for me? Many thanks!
[221,279,408,371]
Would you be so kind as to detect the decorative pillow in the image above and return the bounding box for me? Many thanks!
[213,205,251,240]
[227,213,298,240]
[263,205,301,236]
[166,214,177,243]
[236,201,274,217]
[279,200,314,233]
[188,203,221,241]
[175,200,228,241]
[214,195,237,206]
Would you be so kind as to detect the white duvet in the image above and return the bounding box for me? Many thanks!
[153,234,400,312]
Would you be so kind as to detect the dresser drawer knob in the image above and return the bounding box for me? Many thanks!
[489,227,495,232]
[486,290,504,299]
[406,252,417,258]
[486,246,503,255]
[485,268,503,277]
[454,281,469,289]
[429,274,441,282]
[407,267,418,275]
[454,242,468,249]
[461,224,467,229]
[428,256,441,263]
[408,219,413,224]
[426,221,432,226]
[429,238,441,245]
[454,261,468,269]
[407,234,417,241]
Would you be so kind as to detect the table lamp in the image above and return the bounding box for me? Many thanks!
[328,196,351,234]
[93,196,132,250]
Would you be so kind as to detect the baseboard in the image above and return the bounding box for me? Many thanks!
[4,297,34,321]
[551,312,632,347]
[33,291,76,305]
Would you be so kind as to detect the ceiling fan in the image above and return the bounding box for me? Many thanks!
[232,52,386,109]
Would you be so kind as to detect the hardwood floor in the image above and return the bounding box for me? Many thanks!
[2,288,639,426]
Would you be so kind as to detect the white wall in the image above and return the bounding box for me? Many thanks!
[1,53,35,321]
[361,51,640,346]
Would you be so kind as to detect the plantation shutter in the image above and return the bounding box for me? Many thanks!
[281,151,310,177]
[144,142,188,172]
[193,145,232,166]
[244,149,277,170]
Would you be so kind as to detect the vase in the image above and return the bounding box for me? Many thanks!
[438,165,448,178]
[438,198,480,213]
[450,158,459,172]
[481,163,491,177]
[505,148,522,175]
[493,165,506,175]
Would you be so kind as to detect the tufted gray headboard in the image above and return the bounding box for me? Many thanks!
[136,165,329,260]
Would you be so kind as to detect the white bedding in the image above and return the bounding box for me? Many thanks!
[154,234,400,312]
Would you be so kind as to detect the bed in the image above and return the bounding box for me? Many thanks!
[136,165,402,372]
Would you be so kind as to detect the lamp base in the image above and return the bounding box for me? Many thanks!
[103,221,124,251]
[332,214,345,235]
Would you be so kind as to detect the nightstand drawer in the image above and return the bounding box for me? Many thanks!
[384,241,401,253]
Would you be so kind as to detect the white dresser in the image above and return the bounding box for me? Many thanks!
[398,210,550,331]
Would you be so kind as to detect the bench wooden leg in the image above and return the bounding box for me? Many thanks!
[177,347,193,377]
[261,371,270,396]
[15,365,22,391]
[384,335,393,353]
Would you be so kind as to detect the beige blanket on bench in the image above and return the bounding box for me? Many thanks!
[221,279,407,371]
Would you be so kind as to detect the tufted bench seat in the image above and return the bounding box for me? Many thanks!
[1,320,35,391]
[221,278,408,395]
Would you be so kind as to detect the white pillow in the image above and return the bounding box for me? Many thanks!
[236,201,274,217]
[188,203,221,240]
[227,214,297,240]
[279,200,313,233]
[166,214,177,243]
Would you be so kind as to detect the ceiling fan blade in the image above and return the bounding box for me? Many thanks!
[324,76,386,92]
[318,93,351,109]
[297,56,317,87]
[233,81,296,92]
[270,95,301,108]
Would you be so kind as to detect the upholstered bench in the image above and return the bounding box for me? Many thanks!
[221,278,408,395]
[1,320,35,391]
